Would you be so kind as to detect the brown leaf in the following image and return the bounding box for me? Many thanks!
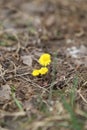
[21,55,33,66]
[0,85,11,103]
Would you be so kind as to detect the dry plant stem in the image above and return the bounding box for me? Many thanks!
[0,110,26,119]
[0,28,17,35]
[0,68,6,82]
[6,66,32,74]
[82,81,87,86]
[0,29,21,53]
[19,76,49,93]
[26,114,70,130]
[3,66,32,81]
[77,89,87,104]
[11,33,21,54]
[8,59,17,75]
[75,109,87,118]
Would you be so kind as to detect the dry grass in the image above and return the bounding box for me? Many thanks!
[0,0,87,130]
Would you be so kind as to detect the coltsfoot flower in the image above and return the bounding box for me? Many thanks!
[32,53,51,77]
[32,69,40,76]
[38,53,51,66]
[39,67,48,75]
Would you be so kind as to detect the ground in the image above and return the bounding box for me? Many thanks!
[0,0,87,130]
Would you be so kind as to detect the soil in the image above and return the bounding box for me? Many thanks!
[0,0,87,130]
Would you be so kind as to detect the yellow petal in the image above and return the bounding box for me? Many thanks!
[32,69,40,76]
[38,53,51,66]
[39,67,48,75]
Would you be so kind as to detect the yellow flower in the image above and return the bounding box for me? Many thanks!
[38,53,51,66]
[39,67,48,75]
[32,69,40,76]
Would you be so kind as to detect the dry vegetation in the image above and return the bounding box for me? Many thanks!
[0,0,87,130]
